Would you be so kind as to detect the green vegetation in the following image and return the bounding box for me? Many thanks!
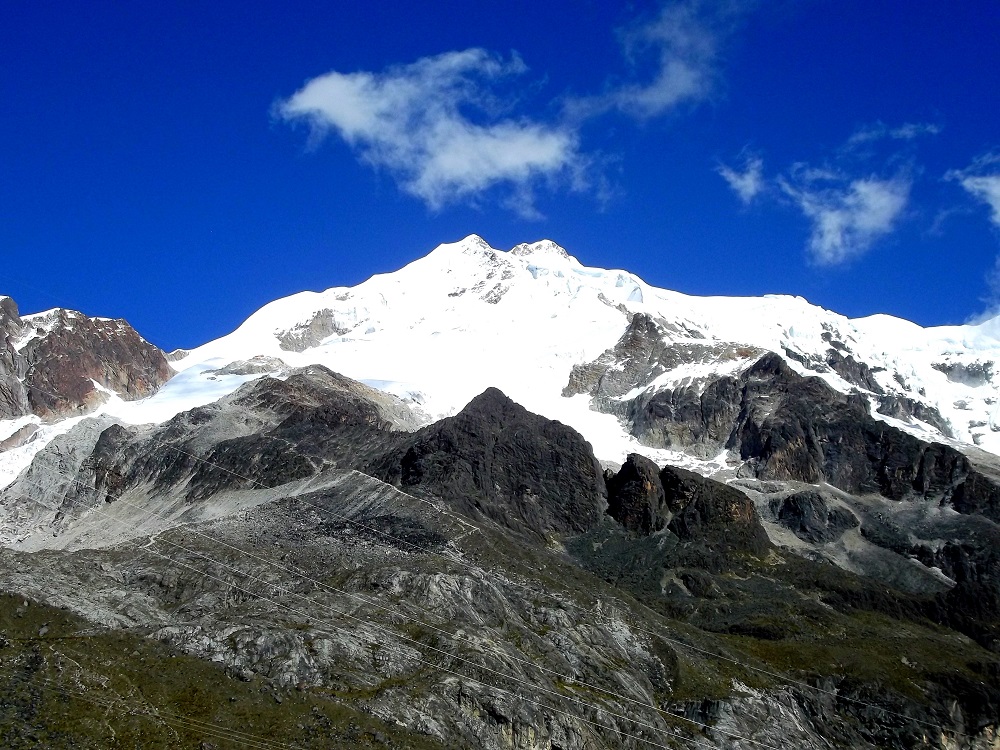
[0,592,450,750]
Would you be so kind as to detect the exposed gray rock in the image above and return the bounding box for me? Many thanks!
[0,297,30,419]
[562,313,760,422]
[203,355,290,377]
[782,344,885,393]
[878,393,954,436]
[0,416,122,546]
[165,347,190,361]
[0,423,39,452]
[276,309,353,352]
[1,367,999,749]
[769,489,859,544]
[934,360,994,387]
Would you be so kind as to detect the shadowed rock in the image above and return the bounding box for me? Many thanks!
[0,297,30,419]
[769,490,859,544]
[368,387,607,539]
[660,465,772,557]
[606,453,668,535]
[634,353,1000,520]
[603,457,771,557]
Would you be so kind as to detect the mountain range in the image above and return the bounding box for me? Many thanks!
[1,236,999,749]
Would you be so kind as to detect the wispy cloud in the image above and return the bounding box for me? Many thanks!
[720,124,918,265]
[567,1,730,122]
[614,2,722,118]
[947,152,1000,227]
[717,153,764,204]
[779,170,911,266]
[964,254,1000,324]
[277,49,582,216]
[948,153,1000,323]
[845,121,941,149]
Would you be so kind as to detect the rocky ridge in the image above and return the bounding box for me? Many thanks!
[0,365,999,748]
[0,297,173,421]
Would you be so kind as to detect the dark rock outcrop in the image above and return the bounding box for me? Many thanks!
[660,465,772,557]
[876,393,953,436]
[369,387,607,539]
[606,453,667,535]
[631,376,745,454]
[769,490,859,544]
[633,353,1000,518]
[782,344,885,394]
[823,347,885,394]
[603,457,771,556]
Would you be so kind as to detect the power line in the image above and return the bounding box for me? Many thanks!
[19,673,304,750]
[10,464,747,750]
[7,379,976,744]
[120,433,973,741]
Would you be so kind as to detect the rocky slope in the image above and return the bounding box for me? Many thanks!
[0,367,998,748]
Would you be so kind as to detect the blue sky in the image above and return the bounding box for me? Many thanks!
[2,1,999,350]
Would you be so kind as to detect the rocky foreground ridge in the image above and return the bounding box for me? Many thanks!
[0,362,998,748]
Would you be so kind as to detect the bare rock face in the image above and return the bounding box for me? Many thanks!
[769,490,859,544]
[631,353,998,516]
[659,464,772,558]
[781,343,885,394]
[0,297,30,419]
[276,308,353,352]
[369,387,607,539]
[606,453,668,535]
[20,309,173,418]
[603,456,771,564]
[876,393,953,436]
[563,313,751,412]
[0,423,39,452]
[2,297,174,420]
[3,364,1000,748]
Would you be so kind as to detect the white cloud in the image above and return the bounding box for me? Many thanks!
[963,254,1000,324]
[780,173,911,265]
[564,0,727,122]
[717,154,764,204]
[615,2,719,117]
[947,153,1000,227]
[948,154,1000,323]
[278,49,582,215]
[845,121,941,148]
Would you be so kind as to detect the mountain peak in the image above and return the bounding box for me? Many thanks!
[436,233,495,256]
[509,239,571,260]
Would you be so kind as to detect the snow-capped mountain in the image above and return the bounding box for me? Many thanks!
[3,235,1000,749]
[4,233,1000,488]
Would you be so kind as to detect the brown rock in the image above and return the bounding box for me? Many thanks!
[20,309,174,419]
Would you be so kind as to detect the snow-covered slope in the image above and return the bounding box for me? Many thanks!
[5,234,1000,486]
